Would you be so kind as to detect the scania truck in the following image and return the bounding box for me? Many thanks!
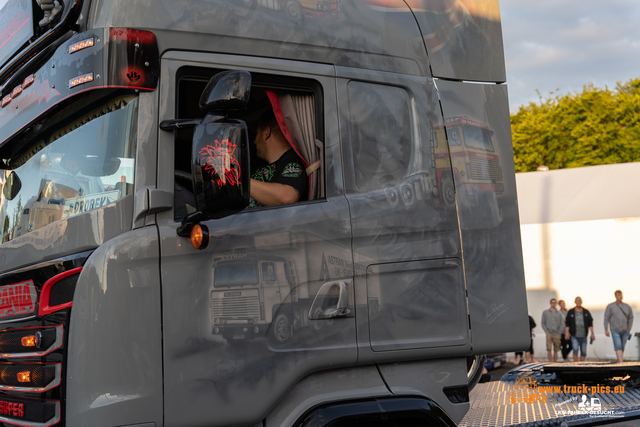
[0,0,544,426]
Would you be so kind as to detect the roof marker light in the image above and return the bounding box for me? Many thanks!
[1,95,10,108]
[11,86,22,98]
[69,72,94,89]
[22,74,35,89]
[69,37,95,54]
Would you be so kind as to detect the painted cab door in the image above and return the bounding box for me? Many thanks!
[335,67,471,365]
[156,52,355,427]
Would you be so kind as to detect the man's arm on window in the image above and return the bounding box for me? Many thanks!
[250,179,300,206]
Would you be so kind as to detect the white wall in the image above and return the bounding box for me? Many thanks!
[516,163,640,361]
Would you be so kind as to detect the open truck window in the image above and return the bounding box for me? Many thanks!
[1,95,137,244]
[174,69,324,220]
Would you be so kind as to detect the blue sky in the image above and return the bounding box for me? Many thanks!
[1,0,638,113]
[501,0,640,111]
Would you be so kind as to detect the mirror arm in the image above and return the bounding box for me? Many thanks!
[159,118,203,132]
[176,211,206,237]
[202,113,226,125]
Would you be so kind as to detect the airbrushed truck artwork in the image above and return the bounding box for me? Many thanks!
[2,1,631,427]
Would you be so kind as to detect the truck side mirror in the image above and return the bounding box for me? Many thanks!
[2,171,22,201]
[177,71,252,244]
[192,119,250,219]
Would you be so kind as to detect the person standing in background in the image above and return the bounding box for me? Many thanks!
[541,298,564,362]
[565,296,595,362]
[604,290,634,363]
[558,300,571,362]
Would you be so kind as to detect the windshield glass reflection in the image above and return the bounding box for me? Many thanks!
[0,96,138,244]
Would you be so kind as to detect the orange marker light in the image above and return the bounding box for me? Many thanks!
[11,86,22,98]
[21,335,37,347]
[17,371,30,383]
[190,224,209,250]
[69,72,94,89]
[69,37,95,54]
[1,95,10,108]
[22,74,35,89]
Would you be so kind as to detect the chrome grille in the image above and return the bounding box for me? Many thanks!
[211,291,260,319]
[468,157,501,181]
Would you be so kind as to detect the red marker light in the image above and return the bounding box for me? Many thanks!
[69,72,94,89]
[69,37,95,54]
[1,95,10,108]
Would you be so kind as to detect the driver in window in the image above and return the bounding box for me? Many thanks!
[249,111,307,207]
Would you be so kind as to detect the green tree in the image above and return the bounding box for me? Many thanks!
[511,78,640,172]
[7,197,22,242]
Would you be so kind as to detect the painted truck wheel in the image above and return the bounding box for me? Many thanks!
[285,0,303,21]
[441,176,456,208]
[311,307,325,331]
[271,313,292,344]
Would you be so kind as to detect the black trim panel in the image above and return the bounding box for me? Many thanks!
[294,396,457,427]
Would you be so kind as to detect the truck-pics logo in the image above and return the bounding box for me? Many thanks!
[512,374,627,419]
[509,375,547,404]
[0,280,37,318]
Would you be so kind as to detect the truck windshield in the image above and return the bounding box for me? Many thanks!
[214,262,259,287]
[462,125,495,152]
[0,95,138,244]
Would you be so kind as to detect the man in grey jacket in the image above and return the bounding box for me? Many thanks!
[542,298,565,362]
[604,290,634,363]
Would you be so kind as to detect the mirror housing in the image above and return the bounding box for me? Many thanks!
[199,70,251,113]
[2,171,22,201]
[192,119,250,220]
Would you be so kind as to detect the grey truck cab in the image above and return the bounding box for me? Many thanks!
[0,1,529,427]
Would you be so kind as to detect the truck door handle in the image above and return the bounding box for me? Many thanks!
[309,280,350,320]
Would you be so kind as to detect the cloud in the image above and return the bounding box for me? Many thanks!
[501,0,640,111]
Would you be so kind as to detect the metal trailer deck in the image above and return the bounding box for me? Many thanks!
[461,362,640,427]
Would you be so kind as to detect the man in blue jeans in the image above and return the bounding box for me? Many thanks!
[604,290,634,363]
[565,296,595,362]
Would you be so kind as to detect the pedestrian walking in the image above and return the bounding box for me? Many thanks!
[604,290,634,363]
[541,298,564,362]
[558,300,571,362]
[565,296,595,361]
